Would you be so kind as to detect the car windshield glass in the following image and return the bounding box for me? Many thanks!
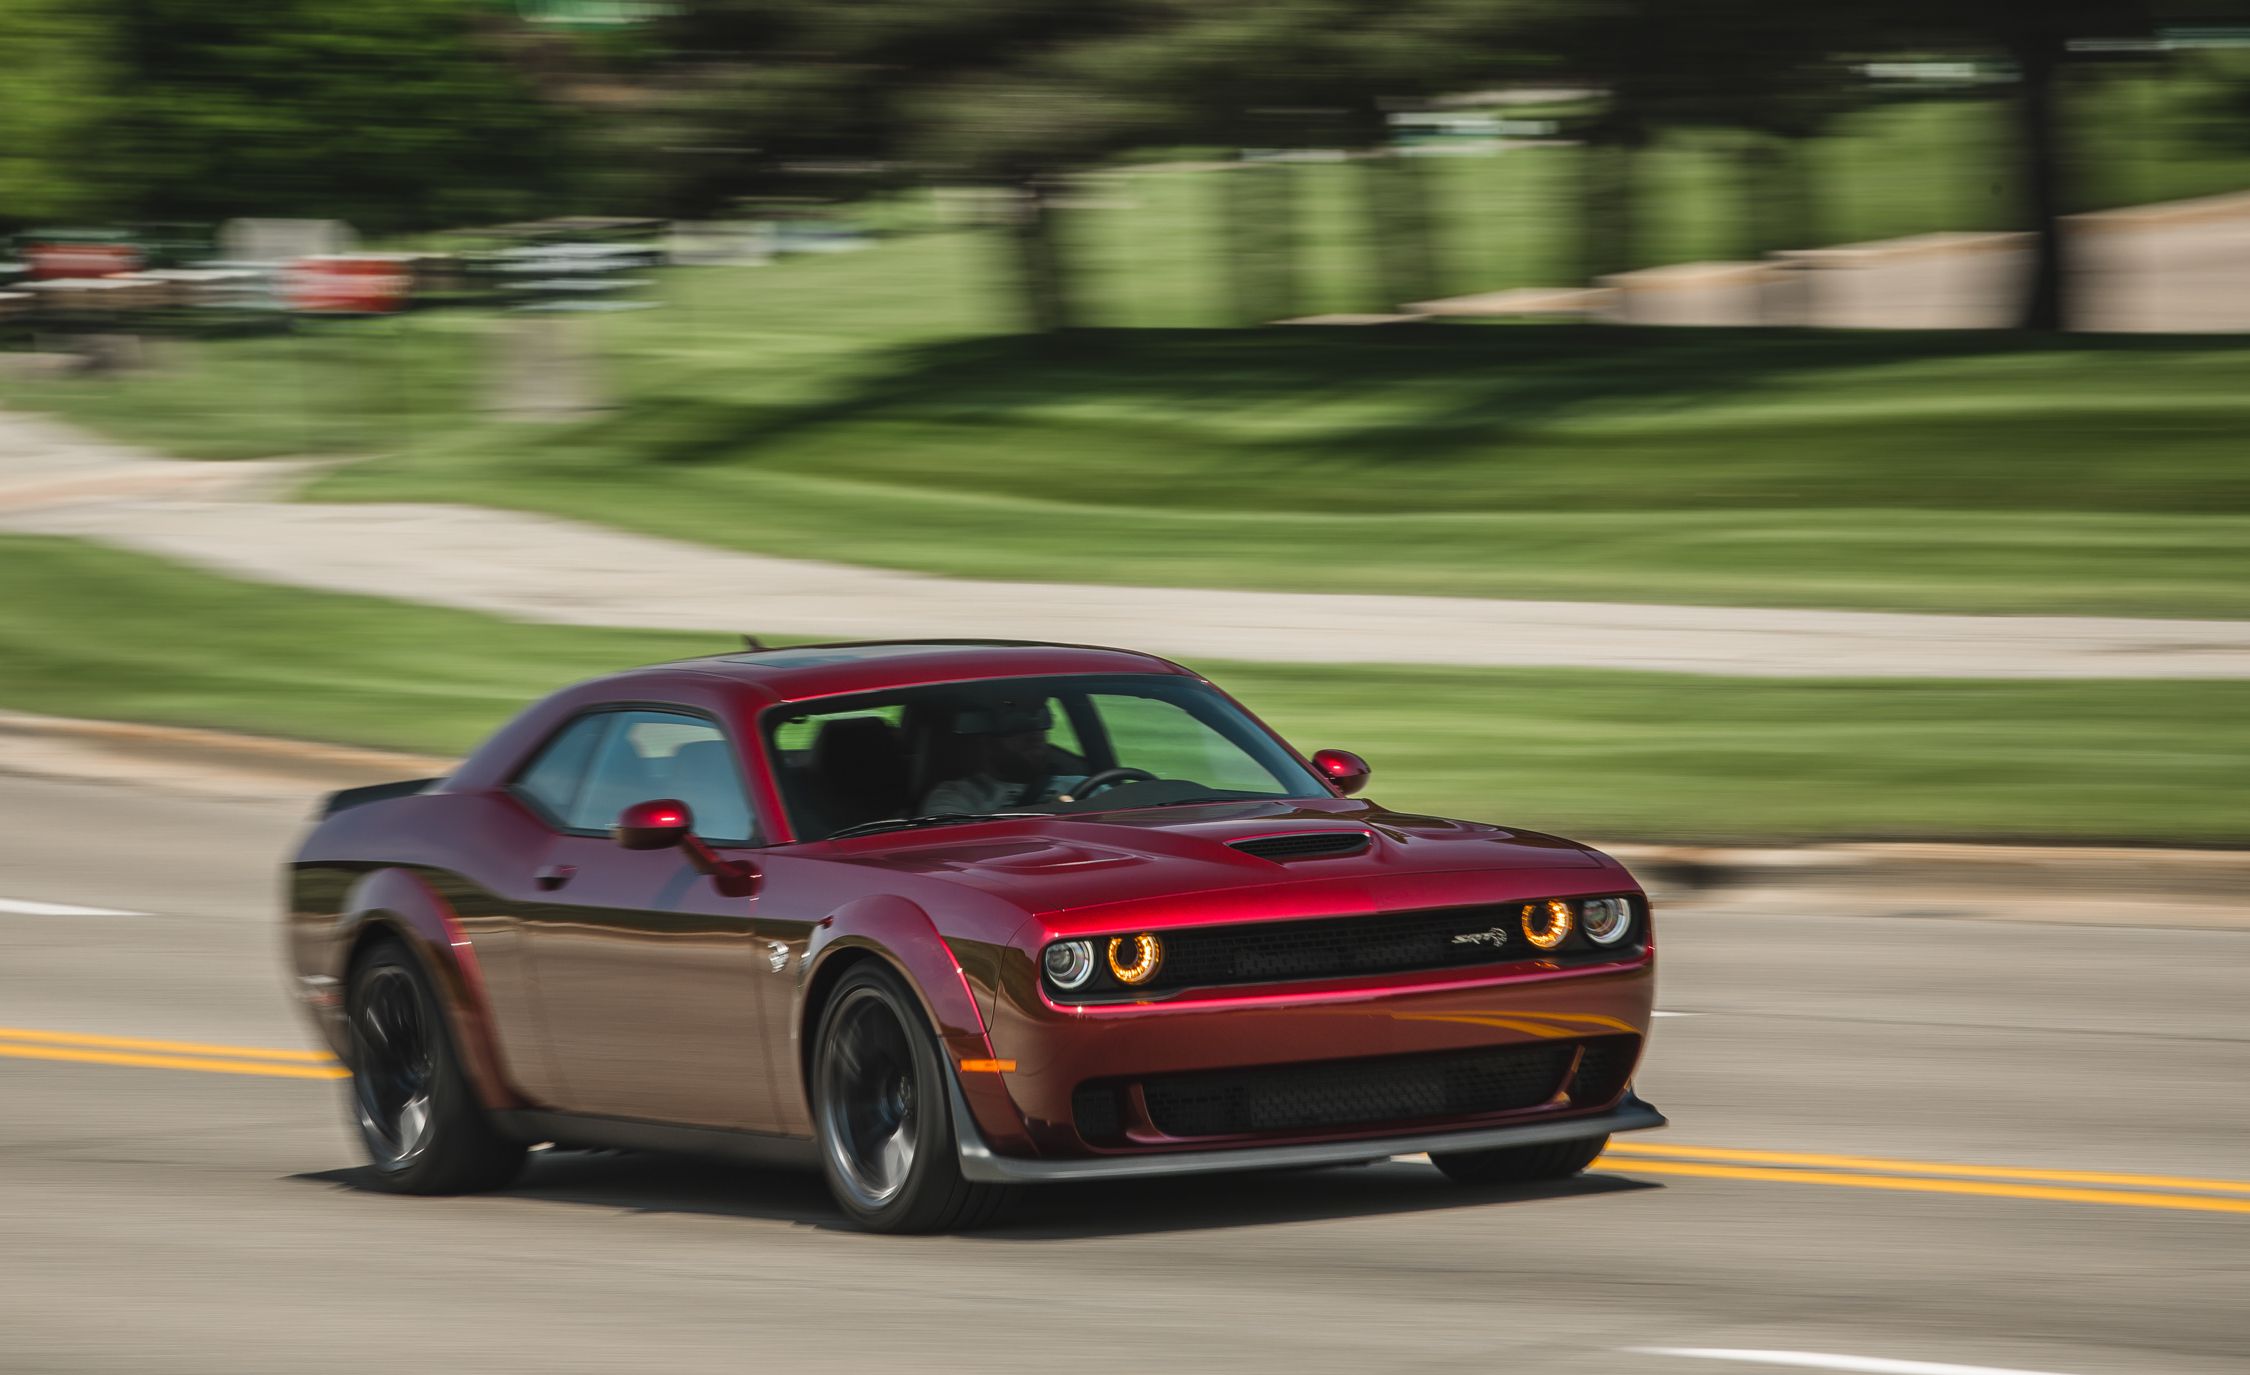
[765,673,1326,842]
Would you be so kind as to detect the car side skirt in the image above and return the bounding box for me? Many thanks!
[947,1073,1665,1184]
[493,1109,821,1171]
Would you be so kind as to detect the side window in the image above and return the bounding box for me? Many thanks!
[568,710,756,844]
[511,714,614,827]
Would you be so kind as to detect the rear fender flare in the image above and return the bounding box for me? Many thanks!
[338,867,521,1111]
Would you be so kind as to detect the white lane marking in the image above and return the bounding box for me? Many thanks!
[1630,1348,2085,1375]
[1653,1010,1698,1018]
[0,896,149,917]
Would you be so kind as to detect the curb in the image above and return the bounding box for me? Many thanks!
[0,709,453,798]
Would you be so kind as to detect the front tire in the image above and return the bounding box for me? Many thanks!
[1430,1133,1608,1186]
[345,939,525,1195]
[812,963,1007,1233]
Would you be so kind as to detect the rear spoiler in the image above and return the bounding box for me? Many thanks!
[320,777,443,818]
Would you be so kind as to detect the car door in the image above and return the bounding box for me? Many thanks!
[510,707,776,1130]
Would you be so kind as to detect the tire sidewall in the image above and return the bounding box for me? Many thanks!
[345,939,488,1192]
[812,964,958,1231]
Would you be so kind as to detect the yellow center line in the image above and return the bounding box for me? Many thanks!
[0,1041,348,1081]
[1605,1140,2250,1198]
[0,1025,336,1063]
[0,1021,2242,1219]
[1595,1155,2250,1217]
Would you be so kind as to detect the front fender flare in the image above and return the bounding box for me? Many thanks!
[799,895,1036,1156]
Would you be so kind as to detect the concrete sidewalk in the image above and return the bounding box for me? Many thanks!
[1413,189,2250,330]
[5,409,2250,679]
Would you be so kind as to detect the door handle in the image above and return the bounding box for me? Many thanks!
[534,864,577,891]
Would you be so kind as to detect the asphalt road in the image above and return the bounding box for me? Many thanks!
[3,773,2246,1375]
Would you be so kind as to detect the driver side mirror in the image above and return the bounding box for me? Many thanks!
[1311,748,1371,796]
[612,798,761,897]
[614,798,693,850]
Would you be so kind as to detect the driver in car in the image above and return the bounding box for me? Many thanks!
[920,700,1065,815]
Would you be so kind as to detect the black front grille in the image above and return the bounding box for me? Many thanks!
[1051,898,1643,1002]
[1228,832,1373,862]
[1082,1041,1578,1141]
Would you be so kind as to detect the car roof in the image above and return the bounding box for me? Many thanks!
[669,639,1194,703]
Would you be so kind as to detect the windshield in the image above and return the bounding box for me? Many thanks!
[764,673,1328,841]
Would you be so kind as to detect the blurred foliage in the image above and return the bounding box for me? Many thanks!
[10,0,2250,320]
[0,0,576,233]
[2,533,2243,843]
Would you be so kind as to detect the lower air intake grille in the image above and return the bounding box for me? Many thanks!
[1228,832,1374,862]
[1072,1083,1123,1143]
[1125,1041,1577,1140]
[1565,1034,1641,1107]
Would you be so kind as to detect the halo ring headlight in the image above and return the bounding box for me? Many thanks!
[1107,933,1163,986]
[1581,897,1633,946]
[1043,939,1097,990]
[1522,899,1574,951]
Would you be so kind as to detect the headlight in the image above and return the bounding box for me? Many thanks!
[1043,939,1097,990]
[1522,898,1574,950]
[1580,897,1633,946]
[1107,932,1163,986]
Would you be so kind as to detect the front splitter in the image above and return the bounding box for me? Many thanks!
[949,1076,1665,1184]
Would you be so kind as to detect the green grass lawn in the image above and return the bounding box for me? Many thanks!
[6,535,2243,844]
[6,75,2250,619]
[305,325,2250,618]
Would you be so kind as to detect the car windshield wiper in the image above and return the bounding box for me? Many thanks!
[824,812,1049,841]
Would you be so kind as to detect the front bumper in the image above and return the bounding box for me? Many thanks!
[950,1074,1664,1182]
[981,953,1656,1154]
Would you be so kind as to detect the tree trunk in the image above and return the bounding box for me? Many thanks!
[1780,133,1822,254]
[1221,157,1299,325]
[1222,160,1263,325]
[1011,179,1073,334]
[1577,135,1637,285]
[2010,24,2071,331]
[1737,133,1782,261]
[1360,151,1440,311]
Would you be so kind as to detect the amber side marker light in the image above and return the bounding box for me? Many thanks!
[1522,899,1574,950]
[1108,933,1163,985]
[958,1059,1017,1073]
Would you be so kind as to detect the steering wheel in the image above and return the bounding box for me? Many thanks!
[1061,766,1158,802]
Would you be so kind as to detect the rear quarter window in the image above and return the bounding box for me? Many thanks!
[510,714,612,825]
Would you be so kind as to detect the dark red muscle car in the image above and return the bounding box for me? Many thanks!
[287,640,1663,1231]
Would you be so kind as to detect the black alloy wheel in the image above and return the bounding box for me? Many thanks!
[345,939,525,1194]
[353,962,437,1169]
[812,963,1007,1233]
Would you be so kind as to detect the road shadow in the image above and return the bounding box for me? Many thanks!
[292,1153,1660,1239]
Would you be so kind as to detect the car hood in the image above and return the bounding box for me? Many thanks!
[827,797,1607,916]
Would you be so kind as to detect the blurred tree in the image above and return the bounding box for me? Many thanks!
[1050,0,1500,318]
[8,0,574,233]
[1847,0,2157,329]
[642,0,1176,331]
[0,0,119,229]
[1500,0,1865,282]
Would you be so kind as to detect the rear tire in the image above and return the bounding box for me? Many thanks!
[345,938,525,1195]
[1430,1133,1608,1186]
[812,963,1008,1233]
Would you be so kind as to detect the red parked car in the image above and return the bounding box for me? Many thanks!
[287,641,1663,1231]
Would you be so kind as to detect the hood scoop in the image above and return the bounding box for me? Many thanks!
[1228,831,1374,862]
